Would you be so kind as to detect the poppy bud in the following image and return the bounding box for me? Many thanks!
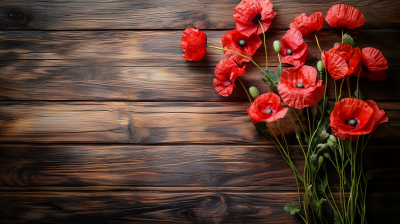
[334,42,339,47]
[273,40,281,53]
[317,60,324,73]
[318,155,324,166]
[327,139,335,148]
[249,86,259,98]
[329,135,337,144]
[320,143,328,150]
[323,152,330,158]
[316,144,323,150]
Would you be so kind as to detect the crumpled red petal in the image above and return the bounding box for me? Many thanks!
[279,29,309,67]
[247,92,289,124]
[325,4,365,29]
[321,51,349,80]
[213,59,246,97]
[356,47,389,81]
[222,29,262,65]
[330,98,375,140]
[181,28,207,61]
[233,0,276,36]
[365,99,389,133]
[289,12,323,36]
[278,65,325,109]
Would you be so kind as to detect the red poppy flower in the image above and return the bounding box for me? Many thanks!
[213,59,246,97]
[356,47,388,81]
[330,98,388,140]
[181,28,207,61]
[321,43,361,80]
[233,0,276,36]
[365,99,388,133]
[279,29,309,67]
[222,29,262,65]
[325,4,365,29]
[289,12,323,36]
[247,92,289,124]
[278,65,325,109]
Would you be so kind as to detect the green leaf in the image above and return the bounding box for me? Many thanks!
[354,89,365,100]
[254,123,273,141]
[261,78,269,84]
[295,129,301,139]
[343,33,356,47]
[320,116,330,131]
[263,69,280,84]
[345,177,352,189]
[284,203,300,215]
[343,159,349,168]
[365,171,373,182]
[327,101,334,114]
[334,212,343,224]
[278,64,283,75]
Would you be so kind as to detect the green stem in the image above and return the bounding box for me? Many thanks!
[346,77,351,98]
[290,107,308,140]
[258,20,268,70]
[207,45,277,88]
[334,79,338,102]
[356,67,361,99]
[314,34,322,53]
[237,77,252,105]
[342,28,344,43]
[338,79,345,100]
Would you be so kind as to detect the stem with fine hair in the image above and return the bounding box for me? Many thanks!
[237,77,252,105]
[207,45,277,88]
[314,34,322,53]
[258,20,268,70]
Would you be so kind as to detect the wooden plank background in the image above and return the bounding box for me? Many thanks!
[0,0,400,223]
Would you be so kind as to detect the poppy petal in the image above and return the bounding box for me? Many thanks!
[325,4,365,29]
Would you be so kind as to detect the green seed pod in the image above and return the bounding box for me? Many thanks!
[317,60,324,73]
[327,139,335,149]
[329,135,337,144]
[249,86,259,98]
[316,144,323,150]
[318,155,324,166]
[323,152,330,159]
[320,143,328,150]
[273,40,281,53]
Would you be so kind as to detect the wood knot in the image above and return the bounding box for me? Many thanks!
[191,195,228,223]
[8,10,27,26]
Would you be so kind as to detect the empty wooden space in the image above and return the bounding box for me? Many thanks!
[1,0,400,223]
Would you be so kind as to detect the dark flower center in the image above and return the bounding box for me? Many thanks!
[237,39,246,47]
[265,109,274,114]
[225,79,232,84]
[295,83,305,88]
[252,14,262,24]
[345,118,358,128]
[286,49,293,55]
[362,64,371,74]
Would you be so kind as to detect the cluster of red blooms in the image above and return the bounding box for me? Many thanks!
[180,1,388,141]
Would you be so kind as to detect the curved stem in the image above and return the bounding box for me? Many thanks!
[258,20,268,70]
[314,34,322,53]
[237,77,252,105]
[207,45,277,88]
[346,77,351,98]
[290,107,308,140]
[356,67,361,99]
[338,79,345,100]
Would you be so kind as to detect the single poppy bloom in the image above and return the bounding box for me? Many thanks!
[247,92,289,124]
[330,98,387,140]
[233,0,276,36]
[278,65,325,109]
[289,12,324,36]
[356,47,388,81]
[321,43,361,80]
[213,59,246,97]
[365,99,388,133]
[325,4,365,29]
[222,29,262,65]
[279,29,309,67]
[181,28,207,61]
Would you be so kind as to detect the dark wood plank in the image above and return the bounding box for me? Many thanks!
[0,190,398,223]
[1,0,399,30]
[1,66,399,101]
[0,144,398,192]
[0,29,399,67]
[0,102,397,144]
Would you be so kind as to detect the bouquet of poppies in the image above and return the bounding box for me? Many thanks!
[180,1,389,223]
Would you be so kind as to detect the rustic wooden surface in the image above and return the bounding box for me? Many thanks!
[0,0,400,223]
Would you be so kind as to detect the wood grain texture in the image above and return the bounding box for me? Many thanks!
[0,144,399,192]
[1,29,399,67]
[1,190,399,223]
[0,0,399,30]
[1,66,399,102]
[0,102,397,144]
